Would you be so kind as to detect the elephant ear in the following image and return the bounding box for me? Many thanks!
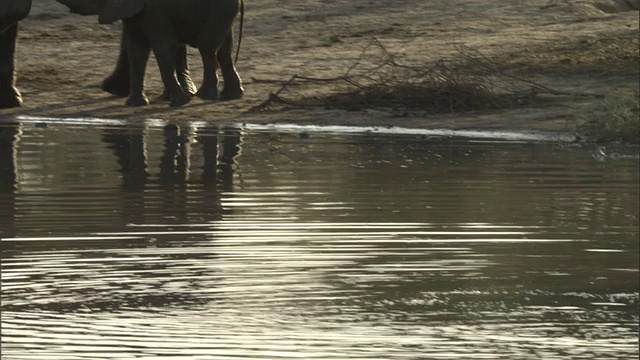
[98,0,144,24]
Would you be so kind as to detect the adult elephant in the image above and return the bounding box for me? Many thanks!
[57,0,244,107]
[0,0,32,109]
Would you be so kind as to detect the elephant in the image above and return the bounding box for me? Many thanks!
[57,0,244,107]
[0,0,32,109]
[59,2,196,99]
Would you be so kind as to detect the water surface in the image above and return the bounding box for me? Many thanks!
[1,119,638,359]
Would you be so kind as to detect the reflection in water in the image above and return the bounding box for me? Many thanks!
[0,121,20,190]
[0,122,638,359]
[0,121,20,240]
[102,125,149,190]
[101,123,242,190]
[2,122,245,311]
[98,123,242,228]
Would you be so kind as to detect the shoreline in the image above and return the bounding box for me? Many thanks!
[1,1,637,142]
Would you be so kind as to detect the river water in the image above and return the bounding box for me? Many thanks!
[1,118,638,359]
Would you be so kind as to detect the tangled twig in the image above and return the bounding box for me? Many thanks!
[251,38,603,114]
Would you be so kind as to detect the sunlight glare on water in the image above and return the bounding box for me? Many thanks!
[0,118,638,359]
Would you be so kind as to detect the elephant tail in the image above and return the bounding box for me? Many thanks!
[234,0,244,63]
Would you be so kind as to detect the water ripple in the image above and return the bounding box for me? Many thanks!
[1,120,637,359]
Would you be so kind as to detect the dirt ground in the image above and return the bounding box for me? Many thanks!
[1,0,638,135]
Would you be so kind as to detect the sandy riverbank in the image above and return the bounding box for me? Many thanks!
[1,0,638,136]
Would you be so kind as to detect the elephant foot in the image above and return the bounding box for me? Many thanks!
[160,82,196,101]
[101,73,130,97]
[220,85,244,101]
[0,88,23,109]
[196,86,219,101]
[170,92,191,107]
[125,94,149,106]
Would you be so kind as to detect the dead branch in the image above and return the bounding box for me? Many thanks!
[252,38,603,114]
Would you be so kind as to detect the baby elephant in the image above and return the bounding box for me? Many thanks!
[57,0,244,107]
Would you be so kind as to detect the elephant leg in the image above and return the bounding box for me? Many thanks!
[149,39,190,107]
[195,47,219,101]
[197,2,240,101]
[0,24,23,109]
[160,44,196,100]
[176,44,196,95]
[101,30,131,97]
[123,21,150,106]
[217,32,243,101]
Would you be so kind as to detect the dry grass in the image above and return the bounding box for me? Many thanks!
[573,91,640,143]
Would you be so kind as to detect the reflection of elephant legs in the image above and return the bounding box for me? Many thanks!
[102,126,149,226]
[160,124,191,186]
[0,122,21,240]
[103,123,242,190]
[102,126,149,191]
[198,127,220,185]
[101,30,196,100]
[100,123,240,225]
[219,127,242,191]
[0,24,22,109]
[197,126,241,191]
[0,122,20,191]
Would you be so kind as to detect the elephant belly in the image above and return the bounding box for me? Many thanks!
[174,25,204,48]
[171,17,208,48]
[167,0,216,48]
